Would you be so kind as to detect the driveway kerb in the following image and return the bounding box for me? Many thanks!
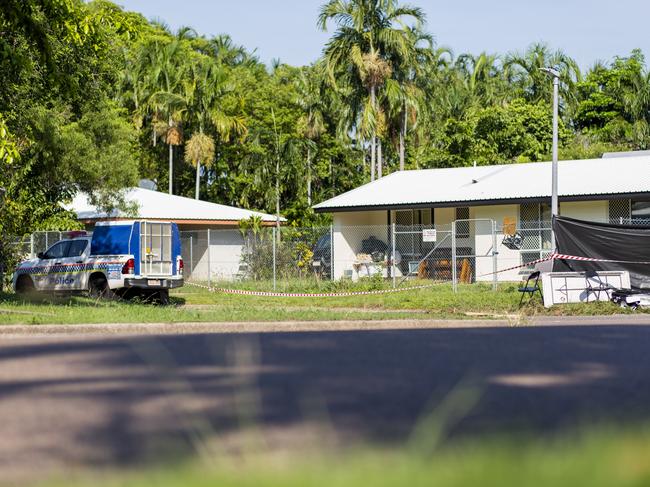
[0,314,648,336]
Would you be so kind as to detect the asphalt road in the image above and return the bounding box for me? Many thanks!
[2,319,650,481]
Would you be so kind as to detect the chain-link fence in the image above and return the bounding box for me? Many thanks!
[9,231,66,259]
[6,218,650,292]
[178,219,553,291]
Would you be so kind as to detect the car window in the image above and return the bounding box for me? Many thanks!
[43,241,71,260]
[67,239,88,257]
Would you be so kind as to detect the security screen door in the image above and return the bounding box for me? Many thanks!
[140,221,173,276]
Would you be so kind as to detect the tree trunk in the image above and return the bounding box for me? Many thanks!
[370,85,376,182]
[168,143,173,195]
[377,138,383,178]
[307,147,312,206]
[195,161,201,200]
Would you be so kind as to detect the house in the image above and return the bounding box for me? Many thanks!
[313,154,650,282]
[69,187,283,281]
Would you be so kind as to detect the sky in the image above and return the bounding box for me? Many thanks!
[116,0,650,71]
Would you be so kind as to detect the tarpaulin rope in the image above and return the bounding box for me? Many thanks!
[481,253,650,277]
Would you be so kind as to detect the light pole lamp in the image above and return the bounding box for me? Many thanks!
[540,67,560,250]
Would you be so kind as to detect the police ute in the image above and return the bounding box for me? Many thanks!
[13,221,184,302]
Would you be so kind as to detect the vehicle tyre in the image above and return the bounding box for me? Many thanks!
[154,289,170,305]
[15,275,36,296]
[88,274,116,300]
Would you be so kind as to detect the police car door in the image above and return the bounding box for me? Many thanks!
[37,240,71,291]
[65,239,90,290]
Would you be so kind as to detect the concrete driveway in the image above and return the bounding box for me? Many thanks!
[2,317,650,481]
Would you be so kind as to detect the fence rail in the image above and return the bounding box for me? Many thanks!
[7,218,650,293]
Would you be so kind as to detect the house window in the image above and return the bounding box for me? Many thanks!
[631,200,650,223]
[455,207,469,238]
[608,199,650,224]
[394,209,435,262]
[519,203,552,269]
[609,199,630,224]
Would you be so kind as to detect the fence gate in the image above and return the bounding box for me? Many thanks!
[451,219,497,292]
[391,223,454,287]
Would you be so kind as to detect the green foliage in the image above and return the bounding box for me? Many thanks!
[2,0,650,237]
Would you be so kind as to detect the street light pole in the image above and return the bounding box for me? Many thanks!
[0,187,6,292]
[541,67,560,250]
[551,74,559,227]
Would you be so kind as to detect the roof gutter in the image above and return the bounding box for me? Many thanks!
[313,192,650,213]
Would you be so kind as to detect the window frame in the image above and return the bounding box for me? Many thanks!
[66,239,89,258]
[42,241,71,260]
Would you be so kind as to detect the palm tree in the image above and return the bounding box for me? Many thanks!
[455,52,506,107]
[318,0,427,181]
[505,43,581,108]
[388,26,432,170]
[184,58,246,199]
[296,65,326,205]
[144,36,190,194]
[623,66,650,149]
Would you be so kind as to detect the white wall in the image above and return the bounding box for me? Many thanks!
[183,229,246,281]
[327,200,614,283]
[332,211,391,279]
[473,205,519,282]
[560,200,608,222]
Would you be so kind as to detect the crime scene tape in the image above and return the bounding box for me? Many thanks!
[186,281,437,297]
[481,253,650,277]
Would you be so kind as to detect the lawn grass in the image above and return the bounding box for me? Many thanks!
[40,424,650,487]
[0,279,645,325]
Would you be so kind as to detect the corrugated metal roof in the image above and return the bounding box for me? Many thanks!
[313,156,650,211]
[69,187,283,222]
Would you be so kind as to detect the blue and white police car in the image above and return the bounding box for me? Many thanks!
[13,221,184,302]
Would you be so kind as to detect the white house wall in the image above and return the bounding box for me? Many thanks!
[183,229,246,281]
[474,205,520,282]
[332,211,389,279]
[560,200,608,223]
[329,199,614,283]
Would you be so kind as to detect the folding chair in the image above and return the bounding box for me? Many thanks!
[518,271,543,306]
[584,270,616,302]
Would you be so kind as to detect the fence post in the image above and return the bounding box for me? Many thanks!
[272,226,277,291]
[329,224,334,281]
[492,220,498,291]
[451,221,457,293]
[391,222,397,288]
[189,235,193,276]
[30,233,34,258]
[207,229,211,289]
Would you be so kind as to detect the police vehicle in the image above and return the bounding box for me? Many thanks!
[13,221,184,302]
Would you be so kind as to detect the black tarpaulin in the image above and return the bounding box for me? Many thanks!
[552,216,650,289]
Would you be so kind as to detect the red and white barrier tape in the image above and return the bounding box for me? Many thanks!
[481,253,650,276]
[186,252,650,294]
[187,281,436,297]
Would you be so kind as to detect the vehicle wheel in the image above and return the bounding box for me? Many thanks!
[15,275,35,296]
[88,274,116,300]
[154,289,170,305]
